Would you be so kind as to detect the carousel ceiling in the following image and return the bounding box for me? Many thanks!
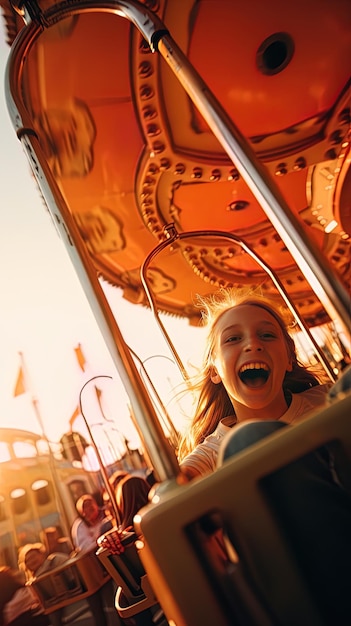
[1,0,350,326]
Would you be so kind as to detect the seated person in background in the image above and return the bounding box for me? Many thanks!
[98,476,155,626]
[98,475,151,554]
[117,475,151,533]
[18,543,75,626]
[71,494,117,626]
[109,470,130,492]
[102,471,130,522]
[71,494,112,553]
[0,566,49,626]
[18,543,70,582]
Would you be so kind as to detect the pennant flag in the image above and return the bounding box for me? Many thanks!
[13,366,26,397]
[74,344,86,371]
[69,405,80,429]
[95,385,109,421]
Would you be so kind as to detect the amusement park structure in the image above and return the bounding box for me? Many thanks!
[0,1,350,625]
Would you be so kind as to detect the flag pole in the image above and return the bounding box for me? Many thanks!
[76,375,122,526]
[72,346,122,524]
[16,351,72,542]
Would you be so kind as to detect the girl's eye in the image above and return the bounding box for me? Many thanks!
[260,332,276,339]
[224,334,241,343]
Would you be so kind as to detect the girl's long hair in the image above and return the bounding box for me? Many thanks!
[115,475,150,531]
[178,287,325,462]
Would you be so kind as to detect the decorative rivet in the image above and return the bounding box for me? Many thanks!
[139,61,153,78]
[191,167,203,179]
[174,163,185,175]
[329,130,343,145]
[142,208,153,217]
[140,85,154,100]
[147,163,159,175]
[227,200,249,211]
[140,189,151,199]
[324,149,337,160]
[142,106,157,120]
[160,158,171,170]
[146,124,160,137]
[139,38,151,54]
[152,141,165,154]
[275,162,288,176]
[228,168,240,181]
[338,108,351,125]
[210,169,221,181]
[144,0,160,10]
[293,156,306,171]
[141,187,153,196]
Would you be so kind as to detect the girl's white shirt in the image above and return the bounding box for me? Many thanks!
[71,513,112,552]
[180,384,330,477]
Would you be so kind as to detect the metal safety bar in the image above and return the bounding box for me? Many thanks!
[140,225,337,382]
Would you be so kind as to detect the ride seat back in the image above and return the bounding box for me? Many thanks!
[96,532,160,619]
[31,550,110,613]
[135,392,351,626]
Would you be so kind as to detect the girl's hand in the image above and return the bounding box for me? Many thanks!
[97,529,125,555]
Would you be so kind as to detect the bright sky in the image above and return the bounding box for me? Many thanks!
[0,23,205,460]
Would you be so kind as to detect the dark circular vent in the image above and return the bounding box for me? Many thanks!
[256,32,294,75]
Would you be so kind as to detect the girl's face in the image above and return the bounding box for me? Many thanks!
[210,304,292,421]
[82,498,99,524]
[24,550,45,573]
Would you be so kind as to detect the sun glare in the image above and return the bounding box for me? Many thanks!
[0,442,11,463]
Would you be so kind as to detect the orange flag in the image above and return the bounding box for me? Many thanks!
[69,406,80,430]
[74,344,86,371]
[13,367,26,397]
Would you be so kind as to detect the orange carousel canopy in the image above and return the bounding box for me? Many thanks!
[1,0,350,326]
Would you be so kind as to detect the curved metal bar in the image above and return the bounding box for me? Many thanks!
[140,227,192,384]
[141,225,336,382]
[78,375,121,526]
[128,346,180,449]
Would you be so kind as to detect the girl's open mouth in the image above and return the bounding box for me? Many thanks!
[239,363,270,388]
